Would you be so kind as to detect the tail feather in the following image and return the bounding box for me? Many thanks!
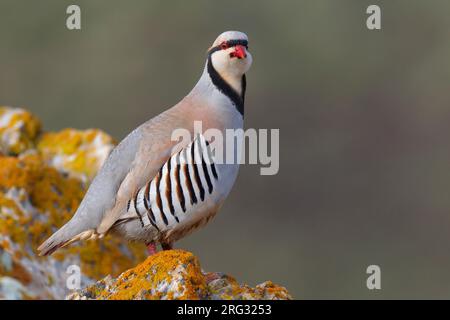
[38,226,97,256]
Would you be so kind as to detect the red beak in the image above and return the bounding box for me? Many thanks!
[231,45,247,59]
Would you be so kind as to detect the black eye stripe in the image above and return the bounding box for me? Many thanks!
[226,39,248,48]
[208,39,248,55]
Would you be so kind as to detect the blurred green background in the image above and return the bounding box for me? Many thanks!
[1,0,450,299]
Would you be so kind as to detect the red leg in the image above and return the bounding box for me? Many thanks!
[146,242,158,255]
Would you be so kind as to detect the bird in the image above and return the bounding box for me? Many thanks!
[38,31,252,256]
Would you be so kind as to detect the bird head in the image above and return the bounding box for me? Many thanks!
[208,31,252,80]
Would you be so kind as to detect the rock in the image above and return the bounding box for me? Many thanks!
[0,106,146,300]
[37,128,115,182]
[67,250,292,300]
[0,107,41,155]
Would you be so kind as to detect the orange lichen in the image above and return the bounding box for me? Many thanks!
[0,107,41,155]
[0,154,83,248]
[37,128,115,180]
[255,281,291,299]
[71,249,292,300]
[57,237,146,280]
[0,152,146,280]
[97,250,207,300]
[0,250,32,285]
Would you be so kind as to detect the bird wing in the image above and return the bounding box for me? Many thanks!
[38,105,192,255]
[97,109,192,233]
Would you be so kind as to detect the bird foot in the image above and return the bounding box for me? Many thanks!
[146,242,158,255]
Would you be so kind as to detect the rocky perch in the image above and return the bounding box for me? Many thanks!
[68,250,291,300]
[0,106,291,300]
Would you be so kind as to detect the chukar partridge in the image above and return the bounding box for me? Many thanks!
[38,31,252,255]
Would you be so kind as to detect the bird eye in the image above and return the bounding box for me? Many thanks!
[220,42,229,50]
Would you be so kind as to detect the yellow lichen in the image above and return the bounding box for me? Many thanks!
[0,250,32,285]
[0,106,41,155]
[0,154,82,248]
[0,152,145,281]
[98,250,207,300]
[0,107,149,299]
[37,128,115,181]
[0,141,145,284]
[255,281,291,299]
[74,249,292,300]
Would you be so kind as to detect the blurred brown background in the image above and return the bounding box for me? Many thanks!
[1,0,450,298]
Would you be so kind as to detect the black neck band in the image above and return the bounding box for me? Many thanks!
[207,55,245,116]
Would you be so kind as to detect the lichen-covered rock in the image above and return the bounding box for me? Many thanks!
[67,250,292,300]
[37,128,115,181]
[0,107,146,300]
[0,107,41,155]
